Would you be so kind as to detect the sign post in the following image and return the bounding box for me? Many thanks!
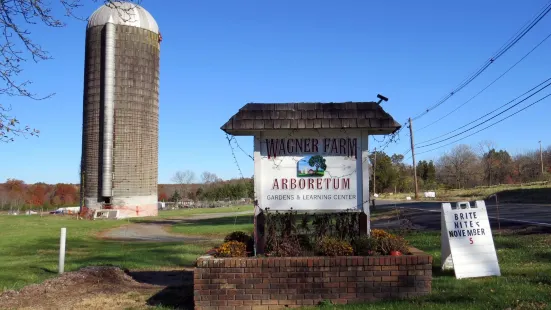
[220,102,402,255]
[441,200,501,279]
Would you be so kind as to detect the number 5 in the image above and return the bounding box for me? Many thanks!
[469,237,473,244]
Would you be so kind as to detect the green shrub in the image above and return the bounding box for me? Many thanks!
[377,233,409,255]
[368,229,410,255]
[318,237,353,256]
[224,231,251,244]
[352,236,378,256]
[215,241,247,258]
[268,236,302,257]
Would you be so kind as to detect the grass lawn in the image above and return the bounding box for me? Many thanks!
[310,230,551,310]
[0,206,254,292]
[2,208,551,310]
[169,214,255,237]
[153,204,253,219]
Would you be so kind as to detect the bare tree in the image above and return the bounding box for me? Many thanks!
[478,140,496,186]
[437,144,481,189]
[201,171,221,184]
[0,0,139,142]
[172,170,196,199]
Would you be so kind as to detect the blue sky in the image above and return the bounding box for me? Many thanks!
[2,0,551,184]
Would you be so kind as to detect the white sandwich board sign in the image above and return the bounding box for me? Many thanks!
[441,200,501,279]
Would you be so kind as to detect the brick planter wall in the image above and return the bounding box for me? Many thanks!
[193,247,432,310]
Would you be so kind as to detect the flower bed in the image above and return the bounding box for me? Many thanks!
[193,213,432,309]
[194,247,432,310]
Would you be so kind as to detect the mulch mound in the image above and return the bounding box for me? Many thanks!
[0,266,160,310]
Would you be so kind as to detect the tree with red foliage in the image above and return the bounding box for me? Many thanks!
[26,183,49,207]
[51,183,78,206]
[158,192,168,202]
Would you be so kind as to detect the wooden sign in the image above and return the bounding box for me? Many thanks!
[254,131,369,212]
[441,200,501,279]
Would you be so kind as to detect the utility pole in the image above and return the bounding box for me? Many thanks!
[409,118,419,199]
[540,140,544,175]
[373,147,377,196]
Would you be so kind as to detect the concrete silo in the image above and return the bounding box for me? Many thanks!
[80,1,160,218]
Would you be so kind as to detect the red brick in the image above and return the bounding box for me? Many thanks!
[261,300,278,305]
[347,287,358,293]
[339,293,356,299]
[408,270,424,276]
[374,271,390,276]
[382,276,399,282]
[246,278,263,284]
[391,271,408,276]
[219,294,236,300]
[382,266,398,271]
[227,300,245,306]
[212,279,228,284]
[195,301,211,306]
[201,295,218,301]
[304,294,321,299]
[270,294,288,300]
[211,300,228,306]
[323,282,339,288]
[281,299,297,305]
[235,273,253,279]
[365,276,381,282]
[236,284,254,289]
[235,295,252,300]
[330,288,347,294]
[243,300,262,306]
[253,273,270,279]
[251,306,270,310]
[253,294,270,300]
[297,300,315,305]
[195,279,210,284]
[228,278,246,285]
[279,278,297,283]
[245,289,262,295]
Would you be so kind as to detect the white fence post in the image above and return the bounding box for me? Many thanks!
[59,227,66,274]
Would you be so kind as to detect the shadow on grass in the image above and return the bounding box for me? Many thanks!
[432,265,455,278]
[171,215,254,235]
[491,187,551,203]
[125,270,194,310]
[147,285,193,310]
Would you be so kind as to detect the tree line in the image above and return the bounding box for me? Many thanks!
[371,141,551,193]
[0,179,79,211]
[159,170,254,203]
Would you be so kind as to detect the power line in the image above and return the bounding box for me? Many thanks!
[416,77,551,146]
[417,79,551,149]
[410,1,551,122]
[414,92,551,156]
[417,30,551,131]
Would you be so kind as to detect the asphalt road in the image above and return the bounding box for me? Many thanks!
[373,199,551,232]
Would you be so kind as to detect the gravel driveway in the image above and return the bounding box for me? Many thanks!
[99,211,253,242]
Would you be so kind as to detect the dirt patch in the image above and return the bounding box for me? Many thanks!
[0,266,192,310]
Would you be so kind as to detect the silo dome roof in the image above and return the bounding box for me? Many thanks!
[87,1,159,34]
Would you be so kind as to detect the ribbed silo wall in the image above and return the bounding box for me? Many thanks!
[81,24,159,218]
[82,26,102,210]
[112,25,159,217]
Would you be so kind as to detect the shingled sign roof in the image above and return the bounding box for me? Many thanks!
[221,102,401,136]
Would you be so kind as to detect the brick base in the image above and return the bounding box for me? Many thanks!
[194,247,432,310]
